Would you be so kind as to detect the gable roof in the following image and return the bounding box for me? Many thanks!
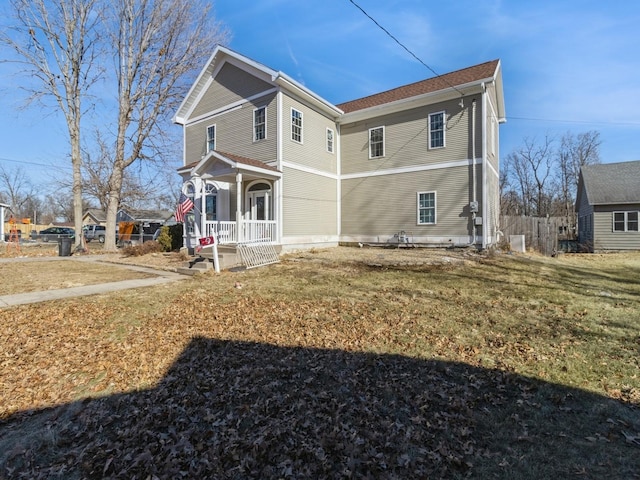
[337,59,503,116]
[580,160,640,205]
[174,45,342,124]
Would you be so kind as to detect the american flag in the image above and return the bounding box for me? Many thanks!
[175,192,194,223]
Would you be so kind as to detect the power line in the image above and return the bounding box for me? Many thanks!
[347,0,464,97]
[0,156,71,170]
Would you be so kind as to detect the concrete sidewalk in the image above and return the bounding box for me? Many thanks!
[0,256,187,307]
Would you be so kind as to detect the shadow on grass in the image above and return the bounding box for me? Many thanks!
[1,338,638,479]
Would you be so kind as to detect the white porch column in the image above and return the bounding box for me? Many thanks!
[0,205,6,242]
[235,173,243,242]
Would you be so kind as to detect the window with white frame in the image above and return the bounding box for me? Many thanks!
[185,183,196,235]
[369,126,384,158]
[254,107,266,141]
[204,183,217,222]
[326,127,334,153]
[429,111,445,149]
[206,125,216,152]
[417,191,436,224]
[291,108,303,143]
[613,211,639,232]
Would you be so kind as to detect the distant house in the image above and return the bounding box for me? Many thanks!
[82,208,107,226]
[0,203,9,242]
[116,208,174,243]
[174,46,505,252]
[576,160,640,251]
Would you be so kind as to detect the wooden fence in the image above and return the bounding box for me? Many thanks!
[499,216,564,256]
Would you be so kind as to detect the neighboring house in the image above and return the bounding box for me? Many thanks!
[82,208,107,226]
[0,203,9,242]
[117,208,174,234]
[174,46,505,253]
[576,160,640,252]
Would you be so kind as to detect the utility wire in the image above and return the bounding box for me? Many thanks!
[348,0,465,97]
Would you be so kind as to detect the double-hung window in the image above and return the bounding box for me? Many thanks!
[613,211,639,232]
[326,128,334,153]
[254,107,266,141]
[429,111,445,149]
[369,126,384,158]
[206,125,216,153]
[417,191,436,225]
[291,108,303,143]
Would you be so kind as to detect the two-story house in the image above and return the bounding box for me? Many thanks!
[173,46,505,253]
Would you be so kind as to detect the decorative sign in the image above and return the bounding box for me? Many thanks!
[199,236,215,246]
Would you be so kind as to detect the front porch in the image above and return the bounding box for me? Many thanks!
[203,220,277,245]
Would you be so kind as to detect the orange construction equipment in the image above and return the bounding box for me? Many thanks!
[6,216,21,254]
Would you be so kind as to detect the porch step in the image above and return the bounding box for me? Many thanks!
[176,246,241,275]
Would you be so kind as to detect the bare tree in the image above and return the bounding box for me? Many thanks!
[0,164,37,219]
[98,0,229,250]
[504,136,556,217]
[1,0,102,247]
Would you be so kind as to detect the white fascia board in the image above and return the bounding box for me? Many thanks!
[341,158,477,180]
[274,74,343,119]
[193,151,282,179]
[339,80,491,125]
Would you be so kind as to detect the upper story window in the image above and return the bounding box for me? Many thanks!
[326,128,334,154]
[291,108,303,143]
[613,211,639,232]
[369,126,384,159]
[206,124,216,153]
[417,191,436,225]
[429,111,445,149]
[254,107,266,141]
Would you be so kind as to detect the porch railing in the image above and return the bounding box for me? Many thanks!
[204,220,276,244]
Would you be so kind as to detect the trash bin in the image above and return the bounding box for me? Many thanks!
[58,236,73,257]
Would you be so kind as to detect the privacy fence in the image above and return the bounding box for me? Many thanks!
[499,215,567,256]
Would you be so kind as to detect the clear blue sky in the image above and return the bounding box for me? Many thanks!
[1,0,639,186]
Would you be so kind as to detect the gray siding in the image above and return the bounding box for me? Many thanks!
[593,204,640,251]
[281,94,338,174]
[340,97,481,176]
[341,164,478,240]
[282,166,338,236]
[189,62,273,120]
[185,92,278,165]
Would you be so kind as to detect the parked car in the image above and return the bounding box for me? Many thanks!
[37,227,75,242]
[83,225,107,243]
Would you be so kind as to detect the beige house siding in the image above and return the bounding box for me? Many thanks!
[282,166,338,236]
[281,94,338,174]
[593,204,640,251]
[185,91,278,165]
[340,98,478,176]
[341,165,476,242]
[189,62,273,120]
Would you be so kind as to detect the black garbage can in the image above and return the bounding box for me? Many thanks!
[58,236,73,257]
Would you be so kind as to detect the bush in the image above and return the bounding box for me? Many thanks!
[121,240,164,257]
[155,226,172,252]
[168,224,183,251]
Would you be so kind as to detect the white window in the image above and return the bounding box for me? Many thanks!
[291,108,303,143]
[613,211,639,232]
[369,126,384,158]
[185,183,196,235]
[326,127,334,153]
[206,124,216,152]
[254,107,266,141]
[417,191,436,225]
[429,111,445,149]
[204,183,217,222]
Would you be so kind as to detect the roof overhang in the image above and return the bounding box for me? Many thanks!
[184,151,282,184]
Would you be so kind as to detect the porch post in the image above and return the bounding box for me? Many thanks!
[236,173,243,242]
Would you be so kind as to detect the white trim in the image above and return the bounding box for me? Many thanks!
[291,107,303,144]
[417,191,437,225]
[253,105,267,142]
[277,91,284,244]
[481,87,488,248]
[368,126,385,159]
[428,111,446,149]
[341,158,477,180]
[281,161,339,180]
[185,89,277,127]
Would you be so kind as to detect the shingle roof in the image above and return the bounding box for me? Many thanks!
[581,160,640,205]
[216,151,280,173]
[337,60,500,113]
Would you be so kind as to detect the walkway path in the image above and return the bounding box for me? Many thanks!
[0,256,187,308]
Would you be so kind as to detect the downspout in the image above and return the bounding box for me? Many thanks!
[276,90,284,244]
[471,98,477,246]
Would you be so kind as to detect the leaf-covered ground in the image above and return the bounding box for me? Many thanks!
[0,248,638,479]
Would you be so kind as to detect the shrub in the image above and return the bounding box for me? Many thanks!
[168,224,183,251]
[155,226,172,252]
[121,240,164,257]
